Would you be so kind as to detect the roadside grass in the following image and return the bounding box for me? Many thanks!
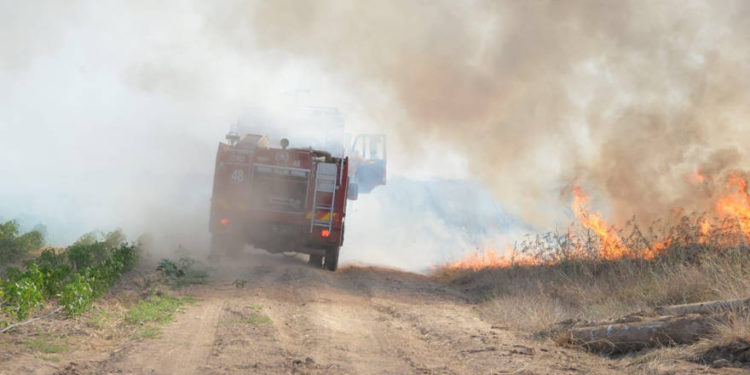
[88,305,119,329]
[124,292,191,340]
[35,354,60,362]
[248,311,272,324]
[220,303,272,326]
[24,334,69,354]
[248,303,271,324]
[125,293,184,325]
[156,258,209,287]
[133,325,162,339]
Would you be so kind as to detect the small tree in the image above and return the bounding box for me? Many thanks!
[0,221,44,266]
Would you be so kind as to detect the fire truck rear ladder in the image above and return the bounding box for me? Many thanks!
[310,162,338,233]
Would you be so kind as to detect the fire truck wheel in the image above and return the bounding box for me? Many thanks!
[210,235,244,261]
[324,246,340,271]
[308,254,323,268]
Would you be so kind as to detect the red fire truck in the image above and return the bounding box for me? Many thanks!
[209,133,355,271]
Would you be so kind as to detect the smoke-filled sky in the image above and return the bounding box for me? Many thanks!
[2,1,749,268]
[235,0,750,226]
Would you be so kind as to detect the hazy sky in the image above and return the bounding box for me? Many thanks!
[0,1,486,270]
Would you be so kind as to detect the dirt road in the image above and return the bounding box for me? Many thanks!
[66,251,611,375]
[5,250,725,374]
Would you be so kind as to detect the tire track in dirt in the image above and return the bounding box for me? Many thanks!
[196,254,622,374]
[49,251,720,374]
[101,290,226,375]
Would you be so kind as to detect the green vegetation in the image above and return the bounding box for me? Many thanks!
[125,293,184,325]
[1,230,138,320]
[248,311,272,324]
[35,354,60,362]
[60,274,94,316]
[88,306,117,329]
[0,221,44,266]
[133,325,162,339]
[2,264,45,319]
[125,293,187,340]
[24,335,69,353]
[247,303,271,324]
[156,257,208,286]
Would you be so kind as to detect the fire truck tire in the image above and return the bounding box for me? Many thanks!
[324,246,340,271]
[308,254,323,268]
[209,234,244,261]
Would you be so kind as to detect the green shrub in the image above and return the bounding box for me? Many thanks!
[0,221,44,266]
[60,274,94,316]
[113,243,137,273]
[39,264,72,299]
[0,228,138,320]
[3,266,22,282]
[31,249,73,298]
[156,259,182,278]
[67,243,94,271]
[156,257,208,286]
[2,264,45,319]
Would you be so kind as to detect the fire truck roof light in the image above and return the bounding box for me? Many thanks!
[321,229,330,238]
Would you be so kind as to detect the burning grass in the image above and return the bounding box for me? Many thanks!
[436,173,750,363]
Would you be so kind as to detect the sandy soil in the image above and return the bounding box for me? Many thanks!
[0,250,740,374]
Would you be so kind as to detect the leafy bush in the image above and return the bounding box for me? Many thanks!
[2,264,45,319]
[156,259,183,278]
[156,257,208,286]
[0,221,44,266]
[30,249,73,298]
[113,243,137,273]
[0,229,139,320]
[67,243,94,271]
[60,274,94,316]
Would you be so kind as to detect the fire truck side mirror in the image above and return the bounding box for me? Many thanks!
[347,182,359,201]
[280,138,290,149]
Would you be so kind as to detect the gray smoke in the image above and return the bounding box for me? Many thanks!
[205,0,750,226]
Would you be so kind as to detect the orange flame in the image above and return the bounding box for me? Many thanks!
[715,172,750,239]
[698,218,711,244]
[438,173,750,272]
[439,246,542,271]
[570,186,635,260]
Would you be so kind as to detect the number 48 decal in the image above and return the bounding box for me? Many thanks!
[231,169,245,182]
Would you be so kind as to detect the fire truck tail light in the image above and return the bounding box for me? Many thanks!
[220,218,229,225]
[321,229,330,238]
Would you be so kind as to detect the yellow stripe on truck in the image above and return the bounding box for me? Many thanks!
[305,212,337,220]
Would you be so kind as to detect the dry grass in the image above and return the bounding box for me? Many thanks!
[440,216,750,324]
[438,216,750,369]
[444,249,750,330]
[688,311,750,368]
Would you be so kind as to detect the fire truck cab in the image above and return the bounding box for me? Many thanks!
[209,133,353,271]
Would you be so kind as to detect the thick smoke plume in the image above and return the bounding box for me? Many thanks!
[208,0,750,227]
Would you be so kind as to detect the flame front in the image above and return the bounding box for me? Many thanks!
[570,186,630,260]
[440,246,541,271]
[716,172,750,239]
[438,173,750,272]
